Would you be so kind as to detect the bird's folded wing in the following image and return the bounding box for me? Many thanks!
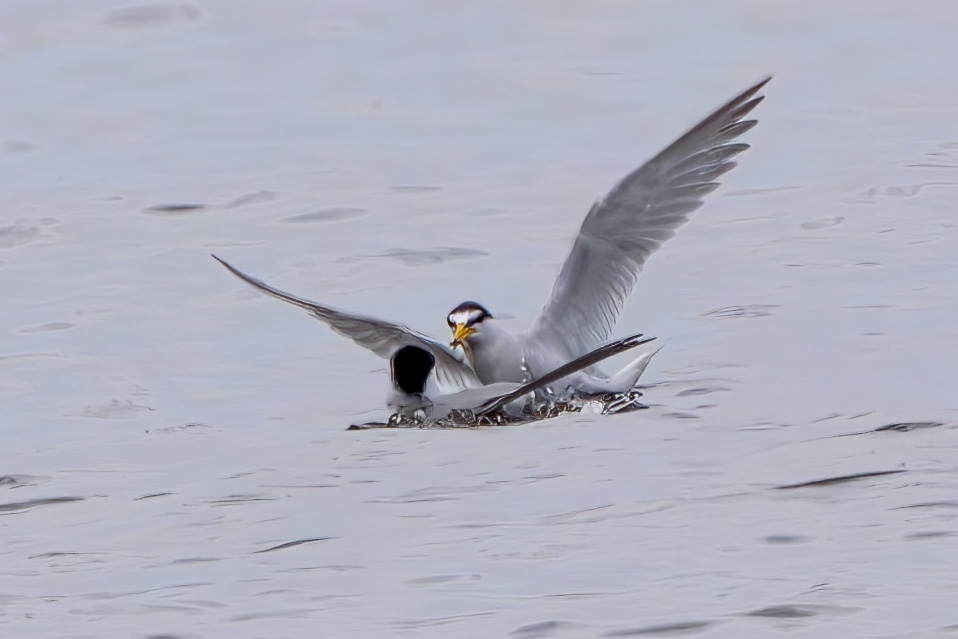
[212,255,482,391]
[476,333,656,415]
[530,77,770,358]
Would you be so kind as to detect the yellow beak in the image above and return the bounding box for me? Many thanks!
[450,323,475,347]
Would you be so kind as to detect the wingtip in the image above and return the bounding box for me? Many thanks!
[751,75,773,94]
[210,253,241,275]
[210,253,248,282]
[737,76,772,105]
[633,336,657,350]
[621,333,656,348]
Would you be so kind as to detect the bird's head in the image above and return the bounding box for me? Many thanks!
[447,301,494,348]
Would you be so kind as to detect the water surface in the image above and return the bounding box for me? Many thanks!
[2,1,958,637]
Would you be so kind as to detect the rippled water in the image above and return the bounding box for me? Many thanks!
[3,1,958,637]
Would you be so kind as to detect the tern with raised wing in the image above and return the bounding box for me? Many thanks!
[214,77,769,408]
[213,255,658,413]
[446,77,769,391]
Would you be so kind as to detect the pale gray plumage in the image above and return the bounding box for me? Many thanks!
[473,333,656,416]
[455,77,770,388]
[212,255,481,391]
[213,78,769,405]
[386,333,656,427]
[529,77,768,358]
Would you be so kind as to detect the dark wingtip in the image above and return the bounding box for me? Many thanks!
[736,76,773,106]
[210,253,244,279]
[752,76,773,93]
[623,334,656,348]
[210,253,262,295]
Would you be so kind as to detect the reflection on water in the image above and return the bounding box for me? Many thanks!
[2,0,958,637]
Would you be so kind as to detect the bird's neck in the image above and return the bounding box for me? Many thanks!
[468,321,526,384]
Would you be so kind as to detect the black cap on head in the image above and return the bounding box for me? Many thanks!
[391,345,435,395]
[446,301,493,327]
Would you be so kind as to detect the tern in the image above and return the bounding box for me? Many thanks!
[213,77,768,404]
[446,77,769,390]
[213,254,658,411]
[375,332,657,428]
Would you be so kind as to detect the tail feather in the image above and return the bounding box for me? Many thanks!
[608,344,664,391]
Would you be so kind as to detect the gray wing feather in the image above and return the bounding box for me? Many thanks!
[476,333,656,415]
[212,255,481,390]
[530,77,770,357]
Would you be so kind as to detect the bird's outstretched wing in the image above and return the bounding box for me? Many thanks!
[476,333,656,415]
[212,255,481,391]
[529,77,770,357]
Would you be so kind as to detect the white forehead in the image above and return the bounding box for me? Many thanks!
[448,308,484,325]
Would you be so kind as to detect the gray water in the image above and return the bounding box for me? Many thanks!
[3,1,958,637]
